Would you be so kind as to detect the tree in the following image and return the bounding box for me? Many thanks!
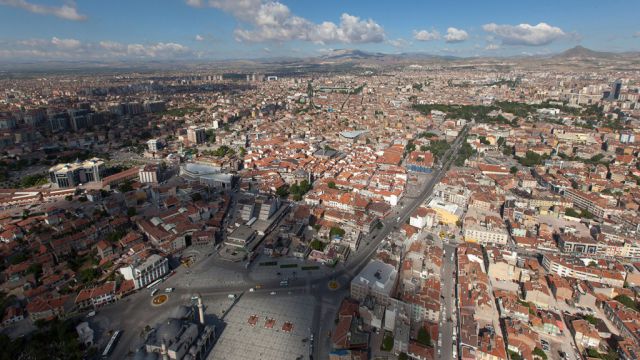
[614,294,638,311]
[398,353,408,360]
[276,185,289,198]
[127,207,137,217]
[381,333,394,351]
[510,166,519,174]
[78,268,99,283]
[405,141,416,154]
[330,227,345,238]
[518,151,545,167]
[118,181,134,193]
[532,347,547,360]
[508,350,523,360]
[417,326,432,347]
[205,129,216,144]
[310,240,326,251]
[27,263,43,283]
[327,181,337,189]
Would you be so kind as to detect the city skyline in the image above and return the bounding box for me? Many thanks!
[0,0,639,61]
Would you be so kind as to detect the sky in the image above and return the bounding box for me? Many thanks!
[0,0,639,61]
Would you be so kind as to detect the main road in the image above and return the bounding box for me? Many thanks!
[100,128,468,359]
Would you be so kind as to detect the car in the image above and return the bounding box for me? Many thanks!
[164,287,174,293]
[270,291,276,295]
[249,288,255,292]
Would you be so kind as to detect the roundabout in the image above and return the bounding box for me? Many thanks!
[151,294,168,306]
[328,280,340,291]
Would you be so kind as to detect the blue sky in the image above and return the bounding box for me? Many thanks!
[0,0,638,61]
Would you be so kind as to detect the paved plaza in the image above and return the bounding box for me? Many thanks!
[209,294,315,360]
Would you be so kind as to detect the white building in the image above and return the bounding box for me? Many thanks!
[147,139,160,152]
[49,158,105,188]
[351,260,397,306]
[187,126,206,145]
[119,254,169,289]
[139,164,159,184]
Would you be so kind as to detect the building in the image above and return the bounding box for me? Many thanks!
[147,139,161,152]
[609,79,622,100]
[140,299,216,360]
[572,319,601,349]
[405,151,434,173]
[350,260,397,306]
[187,126,206,145]
[427,198,463,226]
[180,163,235,189]
[49,158,105,188]
[119,254,170,289]
[542,254,625,287]
[74,282,117,310]
[225,225,258,249]
[139,164,160,184]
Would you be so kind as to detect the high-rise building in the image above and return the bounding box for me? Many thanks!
[147,138,160,152]
[609,79,622,100]
[187,126,206,145]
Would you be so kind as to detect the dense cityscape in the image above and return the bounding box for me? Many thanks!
[1,1,640,360]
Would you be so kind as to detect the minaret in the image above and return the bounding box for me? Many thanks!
[161,341,169,360]
[197,296,205,325]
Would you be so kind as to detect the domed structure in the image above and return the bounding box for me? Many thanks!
[155,319,181,344]
[169,305,192,320]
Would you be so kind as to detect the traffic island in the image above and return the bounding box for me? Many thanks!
[151,294,168,306]
[328,280,340,291]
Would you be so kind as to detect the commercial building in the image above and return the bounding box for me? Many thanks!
[427,198,463,226]
[147,139,161,152]
[225,225,258,249]
[139,164,160,184]
[187,126,206,145]
[119,254,170,289]
[350,260,397,306]
[49,158,105,188]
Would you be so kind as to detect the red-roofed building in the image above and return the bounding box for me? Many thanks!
[74,281,116,309]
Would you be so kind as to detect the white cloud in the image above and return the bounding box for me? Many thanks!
[186,0,385,44]
[117,42,189,58]
[17,38,48,47]
[482,22,566,46]
[195,34,205,41]
[484,43,500,51]
[413,29,440,41]
[0,0,86,21]
[0,38,191,60]
[444,27,468,43]
[388,38,410,48]
[633,31,640,38]
[51,37,81,49]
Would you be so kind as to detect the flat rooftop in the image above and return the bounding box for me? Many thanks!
[351,260,397,296]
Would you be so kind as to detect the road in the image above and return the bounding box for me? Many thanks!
[439,243,457,360]
[98,129,469,359]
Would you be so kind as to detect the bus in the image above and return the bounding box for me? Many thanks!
[101,330,122,359]
[146,278,162,289]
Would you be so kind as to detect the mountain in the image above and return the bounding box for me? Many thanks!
[554,45,618,59]
[319,49,386,60]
